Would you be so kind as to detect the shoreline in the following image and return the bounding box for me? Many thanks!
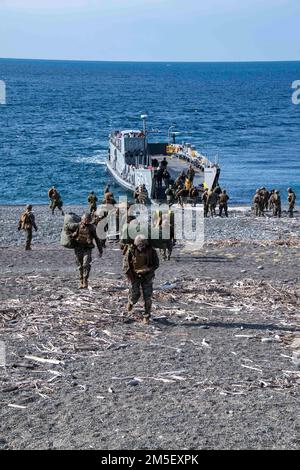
[1,205,300,249]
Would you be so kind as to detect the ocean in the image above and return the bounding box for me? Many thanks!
[0,59,299,205]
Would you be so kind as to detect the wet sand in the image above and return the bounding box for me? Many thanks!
[0,206,300,450]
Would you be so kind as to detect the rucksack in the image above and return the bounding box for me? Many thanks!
[60,213,81,249]
[20,211,32,230]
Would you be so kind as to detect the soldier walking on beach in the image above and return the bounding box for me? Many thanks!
[271,190,281,218]
[67,212,103,289]
[287,188,296,218]
[219,190,229,217]
[253,190,263,217]
[123,235,159,325]
[48,186,64,216]
[202,189,209,217]
[207,190,217,217]
[18,205,38,251]
[88,191,98,214]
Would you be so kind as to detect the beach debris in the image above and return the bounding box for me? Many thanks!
[7,404,27,410]
[241,364,263,373]
[201,338,211,348]
[24,355,62,365]
[127,379,140,387]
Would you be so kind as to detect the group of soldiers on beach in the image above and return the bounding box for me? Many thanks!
[151,159,230,216]
[252,187,297,218]
[17,181,297,324]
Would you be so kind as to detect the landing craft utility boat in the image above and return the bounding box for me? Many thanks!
[106,115,220,202]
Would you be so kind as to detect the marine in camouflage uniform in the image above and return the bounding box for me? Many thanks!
[202,189,209,217]
[207,190,217,217]
[48,186,64,216]
[18,205,38,250]
[187,165,195,184]
[253,190,263,217]
[134,185,149,205]
[219,190,229,217]
[123,235,159,324]
[287,188,296,218]
[271,190,281,218]
[67,213,103,289]
[88,191,98,214]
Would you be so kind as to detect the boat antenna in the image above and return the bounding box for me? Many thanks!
[141,114,149,166]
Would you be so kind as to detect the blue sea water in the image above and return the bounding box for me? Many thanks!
[0,59,299,205]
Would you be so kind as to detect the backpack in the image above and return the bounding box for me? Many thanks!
[60,213,81,248]
[19,211,32,230]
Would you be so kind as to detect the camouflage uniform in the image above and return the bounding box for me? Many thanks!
[288,189,296,218]
[48,187,64,215]
[123,244,159,320]
[219,191,229,217]
[253,191,263,216]
[18,206,38,250]
[187,166,195,184]
[202,190,209,217]
[271,191,281,218]
[88,192,98,214]
[68,220,103,288]
[207,190,217,217]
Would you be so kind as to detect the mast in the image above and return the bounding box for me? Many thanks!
[141,114,149,166]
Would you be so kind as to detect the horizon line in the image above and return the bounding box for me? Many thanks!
[1,56,300,64]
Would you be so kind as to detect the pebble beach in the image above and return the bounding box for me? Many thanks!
[0,205,300,450]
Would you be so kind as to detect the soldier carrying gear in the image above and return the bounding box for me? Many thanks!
[103,191,116,206]
[287,188,296,218]
[18,204,38,251]
[67,212,103,289]
[268,189,275,211]
[253,189,263,217]
[134,185,149,205]
[88,191,98,214]
[214,185,222,197]
[219,190,229,217]
[123,234,159,325]
[187,165,195,184]
[271,190,281,218]
[190,186,199,207]
[48,186,64,216]
[165,185,175,206]
[207,190,217,217]
[202,189,209,217]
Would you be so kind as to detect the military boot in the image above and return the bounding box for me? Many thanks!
[83,278,89,289]
[127,302,133,312]
[143,316,150,325]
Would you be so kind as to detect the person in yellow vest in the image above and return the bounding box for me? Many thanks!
[185,178,191,191]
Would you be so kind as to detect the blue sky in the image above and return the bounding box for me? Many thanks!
[0,0,299,61]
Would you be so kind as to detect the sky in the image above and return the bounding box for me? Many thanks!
[0,0,300,61]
